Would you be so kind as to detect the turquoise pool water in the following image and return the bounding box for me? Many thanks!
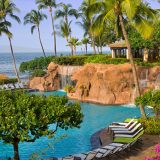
[0,91,152,159]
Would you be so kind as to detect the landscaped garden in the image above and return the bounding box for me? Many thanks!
[0,0,160,159]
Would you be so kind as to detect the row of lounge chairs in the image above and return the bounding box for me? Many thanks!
[0,83,27,90]
[52,119,144,160]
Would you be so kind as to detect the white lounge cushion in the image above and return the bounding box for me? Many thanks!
[114,123,142,134]
[114,127,143,138]
[109,119,134,128]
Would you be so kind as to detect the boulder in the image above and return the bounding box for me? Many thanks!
[69,63,160,104]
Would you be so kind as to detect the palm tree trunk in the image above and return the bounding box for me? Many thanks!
[85,44,88,54]
[71,46,74,56]
[74,46,76,55]
[100,46,103,54]
[13,138,20,160]
[91,35,96,54]
[38,26,46,58]
[50,8,57,56]
[8,37,21,83]
[97,46,100,54]
[119,14,147,119]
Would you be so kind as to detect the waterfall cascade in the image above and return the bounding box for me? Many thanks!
[139,69,149,89]
[155,73,160,89]
[59,66,82,89]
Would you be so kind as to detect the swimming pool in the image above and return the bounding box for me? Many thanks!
[0,91,152,159]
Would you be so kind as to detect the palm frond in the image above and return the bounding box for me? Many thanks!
[31,25,37,34]
[122,0,141,20]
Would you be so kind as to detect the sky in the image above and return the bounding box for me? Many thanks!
[0,0,159,53]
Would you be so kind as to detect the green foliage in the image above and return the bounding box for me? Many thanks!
[139,117,160,135]
[85,55,128,64]
[52,55,88,65]
[135,90,160,117]
[128,21,160,49]
[0,90,83,158]
[19,56,53,72]
[31,69,46,77]
[0,78,18,85]
[64,85,76,93]
[20,55,160,73]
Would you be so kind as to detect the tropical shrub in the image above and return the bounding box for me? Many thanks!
[0,78,18,85]
[139,117,160,135]
[52,55,88,65]
[64,85,76,93]
[0,90,83,160]
[31,69,46,77]
[85,55,128,64]
[135,90,160,118]
[19,54,160,73]
[19,56,54,72]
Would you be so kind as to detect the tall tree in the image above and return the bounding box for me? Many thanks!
[36,0,57,56]
[59,21,71,43]
[92,0,157,118]
[0,20,11,36]
[68,37,81,55]
[81,37,89,54]
[79,0,98,54]
[0,0,21,83]
[24,10,47,57]
[58,21,74,54]
[55,3,79,37]
[0,90,83,160]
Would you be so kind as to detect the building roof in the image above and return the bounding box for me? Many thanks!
[109,40,127,49]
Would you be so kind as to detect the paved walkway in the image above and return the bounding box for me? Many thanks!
[91,128,160,160]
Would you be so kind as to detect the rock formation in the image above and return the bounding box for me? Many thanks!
[29,62,82,91]
[68,64,160,104]
[29,62,160,104]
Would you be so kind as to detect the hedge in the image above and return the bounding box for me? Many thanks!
[19,56,54,72]
[19,54,160,73]
[31,69,46,77]
[0,78,18,85]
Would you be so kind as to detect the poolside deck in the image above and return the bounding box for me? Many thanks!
[91,127,112,149]
[94,128,160,160]
[91,128,160,160]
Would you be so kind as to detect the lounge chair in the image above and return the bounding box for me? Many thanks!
[110,121,138,131]
[114,127,143,138]
[63,156,74,160]
[113,123,142,134]
[15,83,20,89]
[73,154,87,160]
[109,119,135,128]
[94,148,112,158]
[73,151,97,160]
[85,151,97,160]
[113,128,144,143]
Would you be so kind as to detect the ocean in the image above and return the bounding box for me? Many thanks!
[0,52,64,79]
[0,51,110,79]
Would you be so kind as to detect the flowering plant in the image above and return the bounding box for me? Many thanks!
[145,145,160,160]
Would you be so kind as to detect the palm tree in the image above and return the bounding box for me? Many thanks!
[82,37,89,54]
[79,0,98,54]
[0,0,21,83]
[0,20,11,36]
[68,37,81,55]
[24,10,47,57]
[55,3,79,36]
[36,0,57,56]
[58,20,75,54]
[59,21,71,42]
[91,0,157,118]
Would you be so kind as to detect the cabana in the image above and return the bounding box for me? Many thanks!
[109,40,129,59]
